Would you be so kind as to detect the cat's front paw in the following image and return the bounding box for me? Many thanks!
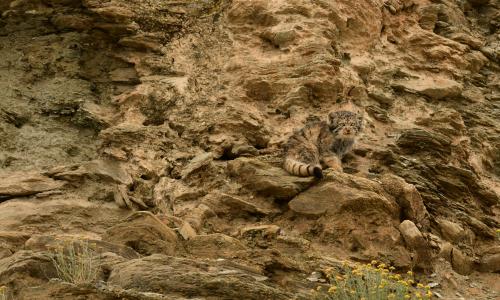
[325,158,343,172]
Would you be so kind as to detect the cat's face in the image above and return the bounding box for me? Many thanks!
[328,110,363,138]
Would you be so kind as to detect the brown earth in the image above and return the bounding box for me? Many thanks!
[0,0,499,299]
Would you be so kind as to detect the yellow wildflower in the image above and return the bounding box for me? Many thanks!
[407,270,413,276]
[328,286,337,294]
[417,283,425,288]
[426,290,433,297]
[404,295,411,299]
[398,280,409,286]
[389,266,395,271]
[371,260,378,265]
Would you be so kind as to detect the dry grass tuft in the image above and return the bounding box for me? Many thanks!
[0,286,10,300]
[48,239,100,285]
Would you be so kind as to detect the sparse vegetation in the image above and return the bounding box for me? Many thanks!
[313,261,432,300]
[0,286,9,300]
[48,239,100,285]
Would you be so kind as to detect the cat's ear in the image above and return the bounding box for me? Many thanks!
[328,111,339,129]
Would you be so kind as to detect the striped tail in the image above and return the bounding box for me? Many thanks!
[284,158,323,179]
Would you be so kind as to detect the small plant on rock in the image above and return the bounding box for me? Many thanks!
[313,261,432,300]
[0,286,7,300]
[48,239,100,285]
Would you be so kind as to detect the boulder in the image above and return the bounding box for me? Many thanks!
[391,76,463,100]
[399,220,433,270]
[0,250,56,281]
[463,216,497,238]
[102,211,177,256]
[380,174,429,228]
[289,172,398,217]
[108,254,292,300]
[478,247,500,273]
[227,158,316,200]
[450,247,473,275]
[288,172,410,266]
[436,218,465,243]
[0,197,128,234]
[0,172,65,200]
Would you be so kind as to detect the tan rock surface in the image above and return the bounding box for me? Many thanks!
[0,0,499,298]
[103,211,177,256]
[108,254,295,300]
[0,172,65,199]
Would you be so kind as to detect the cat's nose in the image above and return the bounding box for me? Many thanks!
[345,128,351,134]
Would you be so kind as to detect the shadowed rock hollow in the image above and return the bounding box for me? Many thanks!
[0,0,499,299]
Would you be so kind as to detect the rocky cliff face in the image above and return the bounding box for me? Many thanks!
[0,0,499,299]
